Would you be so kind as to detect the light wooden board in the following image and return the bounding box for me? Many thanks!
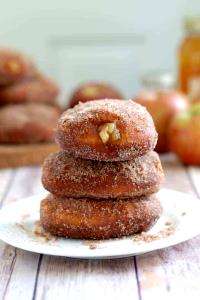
[135,154,200,300]
[0,167,43,300]
[0,143,59,168]
[35,257,139,300]
[0,154,200,300]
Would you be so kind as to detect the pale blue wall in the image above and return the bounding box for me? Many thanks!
[0,0,199,101]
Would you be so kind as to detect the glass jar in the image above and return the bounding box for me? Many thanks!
[179,16,200,94]
[141,70,176,90]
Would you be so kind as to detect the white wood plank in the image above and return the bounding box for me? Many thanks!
[160,154,195,195]
[35,256,139,300]
[0,244,40,300]
[135,153,200,300]
[0,169,16,299]
[136,237,200,300]
[3,166,44,206]
[0,167,43,300]
[1,248,40,300]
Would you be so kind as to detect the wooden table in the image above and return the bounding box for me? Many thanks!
[0,154,200,300]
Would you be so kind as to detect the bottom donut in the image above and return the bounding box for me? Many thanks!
[40,194,162,239]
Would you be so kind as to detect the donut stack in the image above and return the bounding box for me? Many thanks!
[41,99,164,239]
[0,48,60,144]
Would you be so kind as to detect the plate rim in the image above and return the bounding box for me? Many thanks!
[0,188,200,259]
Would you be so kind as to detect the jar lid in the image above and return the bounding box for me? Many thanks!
[141,70,176,89]
[184,16,200,34]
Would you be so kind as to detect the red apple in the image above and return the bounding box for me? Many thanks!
[169,103,200,165]
[133,90,188,153]
[69,82,123,108]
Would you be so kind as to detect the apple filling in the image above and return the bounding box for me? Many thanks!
[6,60,21,74]
[98,122,120,143]
[82,86,99,97]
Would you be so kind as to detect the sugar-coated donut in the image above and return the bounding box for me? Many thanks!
[0,48,35,86]
[0,103,60,144]
[56,99,158,161]
[42,150,164,199]
[40,194,162,239]
[69,82,123,108]
[0,75,59,105]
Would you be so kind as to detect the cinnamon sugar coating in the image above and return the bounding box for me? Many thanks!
[0,48,35,86]
[40,194,162,239]
[42,151,164,199]
[55,99,158,161]
[0,103,60,143]
[0,75,59,106]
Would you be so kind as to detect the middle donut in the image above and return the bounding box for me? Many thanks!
[42,150,164,199]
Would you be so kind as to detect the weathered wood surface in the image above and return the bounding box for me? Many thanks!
[0,167,43,300]
[0,154,200,300]
[136,154,200,300]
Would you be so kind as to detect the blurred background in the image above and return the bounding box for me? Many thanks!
[1,0,200,168]
[1,0,199,102]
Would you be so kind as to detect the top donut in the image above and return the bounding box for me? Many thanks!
[56,99,157,161]
[0,49,35,86]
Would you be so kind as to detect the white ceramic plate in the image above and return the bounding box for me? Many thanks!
[0,188,200,259]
